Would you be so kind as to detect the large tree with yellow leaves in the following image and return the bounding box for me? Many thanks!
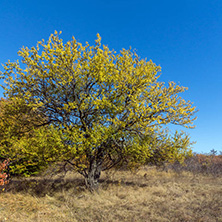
[0,32,196,191]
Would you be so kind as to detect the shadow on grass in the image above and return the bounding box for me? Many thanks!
[4,175,148,197]
[5,176,85,197]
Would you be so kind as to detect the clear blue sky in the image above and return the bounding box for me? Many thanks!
[0,0,221,153]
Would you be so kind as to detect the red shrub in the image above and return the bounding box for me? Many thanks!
[0,159,9,188]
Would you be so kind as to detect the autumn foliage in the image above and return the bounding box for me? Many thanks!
[165,152,222,176]
[0,32,197,191]
[0,159,9,188]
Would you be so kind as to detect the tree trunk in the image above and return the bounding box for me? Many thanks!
[84,159,101,192]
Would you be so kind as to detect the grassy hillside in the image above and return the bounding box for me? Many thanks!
[0,167,221,222]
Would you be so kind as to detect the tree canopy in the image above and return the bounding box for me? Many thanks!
[0,32,196,190]
[0,98,52,176]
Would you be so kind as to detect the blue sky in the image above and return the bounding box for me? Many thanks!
[0,0,221,153]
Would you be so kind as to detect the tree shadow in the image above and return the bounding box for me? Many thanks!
[100,178,148,189]
[4,174,149,197]
[5,176,86,197]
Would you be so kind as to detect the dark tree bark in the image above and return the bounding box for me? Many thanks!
[84,159,102,192]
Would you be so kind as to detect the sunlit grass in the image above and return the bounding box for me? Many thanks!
[0,168,221,222]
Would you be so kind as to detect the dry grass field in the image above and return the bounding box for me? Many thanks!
[0,167,221,222]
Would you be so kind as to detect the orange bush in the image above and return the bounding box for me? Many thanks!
[196,154,222,166]
[164,153,222,176]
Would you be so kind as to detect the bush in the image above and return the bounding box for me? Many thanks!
[0,159,9,190]
[164,152,222,176]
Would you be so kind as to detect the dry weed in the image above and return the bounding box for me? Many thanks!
[0,168,221,222]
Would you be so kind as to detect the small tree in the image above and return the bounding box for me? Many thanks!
[0,32,196,191]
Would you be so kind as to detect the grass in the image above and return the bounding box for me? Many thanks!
[0,167,222,222]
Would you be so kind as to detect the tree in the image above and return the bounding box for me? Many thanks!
[0,98,52,176]
[0,31,196,191]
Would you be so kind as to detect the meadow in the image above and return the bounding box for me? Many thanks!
[0,156,222,222]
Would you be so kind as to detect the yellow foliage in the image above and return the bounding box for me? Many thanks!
[0,32,197,180]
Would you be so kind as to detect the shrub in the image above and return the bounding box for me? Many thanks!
[0,159,9,190]
[164,152,222,176]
